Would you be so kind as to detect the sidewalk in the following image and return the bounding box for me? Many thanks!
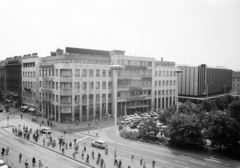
[12,111,117,133]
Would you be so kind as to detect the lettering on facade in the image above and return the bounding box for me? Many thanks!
[125,65,147,70]
[40,64,54,68]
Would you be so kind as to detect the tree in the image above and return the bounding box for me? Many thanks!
[228,100,240,124]
[205,110,240,150]
[214,97,228,111]
[202,100,217,112]
[139,120,159,138]
[159,106,175,125]
[168,113,204,146]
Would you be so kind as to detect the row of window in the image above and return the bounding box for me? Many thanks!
[23,62,35,68]
[118,69,151,76]
[155,80,176,87]
[23,71,36,78]
[118,59,152,66]
[23,81,36,88]
[39,69,112,77]
[118,80,152,87]
[155,71,176,77]
[233,79,240,82]
[154,89,176,96]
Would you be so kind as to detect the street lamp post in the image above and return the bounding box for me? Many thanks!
[109,64,123,158]
[174,69,182,113]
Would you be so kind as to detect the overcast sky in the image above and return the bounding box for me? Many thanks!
[0,0,240,70]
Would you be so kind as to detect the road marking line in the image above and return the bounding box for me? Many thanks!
[204,158,221,163]
[77,136,89,142]
[174,160,188,164]
[190,160,207,165]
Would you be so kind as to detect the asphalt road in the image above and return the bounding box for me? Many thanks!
[1,113,240,168]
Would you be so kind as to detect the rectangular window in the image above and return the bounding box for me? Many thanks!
[56,95,59,102]
[52,69,54,76]
[108,70,112,77]
[155,71,157,76]
[39,81,41,87]
[102,70,106,77]
[82,95,87,103]
[108,81,112,89]
[60,82,72,89]
[75,82,80,90]
[159,71,161,76]
[89,69,94,77]
[75,69,80,77]
[155,81,157,87]
[108,93,112,99]
[82,69,87,77]
[39,70,41,76]
[102,94,106,101]
[56,82,58,89]
[83,82,87,90]
[56,69,58,76]
[96,70,100,77]
[102,82,106,89]
[96,82,100,89]
[89,82,94,89]
[96,94,100,101]
[163,71,165,77]
[158,81,161,86]
[52,82,55,89]
[49,69,51,76]
[60,69,72,77]
[75,95,80,103]
[33,72,35,78]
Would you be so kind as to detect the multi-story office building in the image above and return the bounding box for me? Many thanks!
[20,47,178,123]
[177,64,232,99]
[232,71,240,93]
[0,60,6,101]
[22,54,39,112]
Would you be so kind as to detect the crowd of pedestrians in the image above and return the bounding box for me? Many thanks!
[8,122,158,168]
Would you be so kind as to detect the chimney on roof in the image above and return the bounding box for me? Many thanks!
[161,57,163,61]
[56,48,64,56]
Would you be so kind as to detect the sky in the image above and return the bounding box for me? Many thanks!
[0,0,240,70]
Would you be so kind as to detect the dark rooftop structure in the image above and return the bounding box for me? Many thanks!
[66,47,110,56]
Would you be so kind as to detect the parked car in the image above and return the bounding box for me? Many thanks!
[121,118,132,124]
[137,123,145,129]
[40,127,52,134]
[91,140,108,149]
[129,121,140,129]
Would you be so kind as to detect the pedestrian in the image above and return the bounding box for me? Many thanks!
[73,152,75,158]
[69,142,72,149]
[114,156,118,166]
[5,147,9,155]
[43,138,45,146]
[92,150,95,159]
[39,160,42,168]
[152,159,155,168]
[143,162,146,168]
[131,154,134,162]
[1,147,5,156]
[128,166,131,168]
[62,147,64,154]
[101,158,104,168]
[84,143,86,152]
[25,159,29,168]
[118,159,122,168]
[21,114,23,119]
[19,153,22,162]
[140,156,143,165]
[81,150,84,160]
[86,154,89,163]
[32,157,36,167]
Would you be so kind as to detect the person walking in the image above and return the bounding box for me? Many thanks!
[131,154,134,163]
[32,157,36,167]
[143,162,146,168]
[84,143,86,152]
[19,153,22,162]
[5,147,9,155]
[91,150,95,159]
[118,159,122,168]
[39,160,42,168]
[1,147,5,156]
[43,138,45,146]
[114,156,118,166]
[86,154,89,163]
[25,159,29,168]
[152,159,155,168]
[140,156,143,165]
[81,150,84,160]
[21,114,23,119]
[73,152,76,158]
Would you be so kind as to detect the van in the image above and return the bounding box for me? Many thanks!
[91,140,108,149]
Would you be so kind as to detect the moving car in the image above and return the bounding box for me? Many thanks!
[40,127,52,134]
[121,118,132,124]
[91,140,108,149]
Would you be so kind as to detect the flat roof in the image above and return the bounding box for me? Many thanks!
[66,47,110,56]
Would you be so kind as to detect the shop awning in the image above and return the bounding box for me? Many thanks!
[21,106,29,109]
[28,108,35,112]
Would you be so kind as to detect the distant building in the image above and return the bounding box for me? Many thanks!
[0,60,6,100]
[177,64,232,100]
[232,71,240,93]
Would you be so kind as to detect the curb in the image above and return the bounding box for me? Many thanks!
[14,134,95,168]
[118,131,240,167]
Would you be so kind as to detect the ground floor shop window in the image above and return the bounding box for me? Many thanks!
[89,104,93,120]
[61,113,72,123]
[82,105,87,121]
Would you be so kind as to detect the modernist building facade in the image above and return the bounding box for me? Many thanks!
[21,47,178,123]
[0,61,6,100]
[177,64,232,98]
[232,71,240,93]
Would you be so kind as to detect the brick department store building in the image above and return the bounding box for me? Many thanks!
[21,47,178,123]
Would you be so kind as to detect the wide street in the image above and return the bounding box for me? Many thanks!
[1,112,240,168]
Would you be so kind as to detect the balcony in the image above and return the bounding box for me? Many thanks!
[24,86,31,91]
[60,89,72,95]
[41,88,53,94]
[42,76,53,81]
